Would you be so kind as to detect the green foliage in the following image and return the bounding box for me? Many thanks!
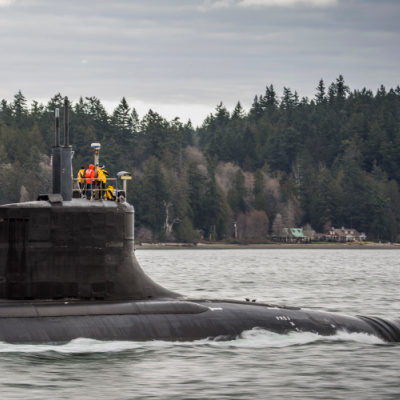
[227,170,247,215]
[135,157,169,239]
[112,97,135,134]
[1,78,400,242]
[198,76,400,240]
[174,216,201,243]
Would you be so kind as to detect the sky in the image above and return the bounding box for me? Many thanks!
[0,0,399,126]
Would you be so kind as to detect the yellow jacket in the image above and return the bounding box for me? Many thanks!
[77,169,85,183]
[106,185,116,200]
[97,167,108,184]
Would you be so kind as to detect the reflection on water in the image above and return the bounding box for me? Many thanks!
[0,249,399,399]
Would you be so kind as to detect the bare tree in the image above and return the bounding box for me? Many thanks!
[282,197,302,227]
[19,185,29,202]
[303,223,316,240]
[272,213,284,237]
[237,210,269,241]
[136,226,153,242]
[163,200,179,240]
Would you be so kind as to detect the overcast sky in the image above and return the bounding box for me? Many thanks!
[0,0,399,125]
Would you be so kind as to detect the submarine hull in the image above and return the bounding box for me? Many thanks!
[0,299,399,343]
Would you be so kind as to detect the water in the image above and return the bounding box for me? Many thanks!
[0,249,399,399]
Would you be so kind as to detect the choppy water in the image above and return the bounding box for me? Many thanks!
[1,249,400,399]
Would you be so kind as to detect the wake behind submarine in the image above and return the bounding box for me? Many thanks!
[0,101,399,344]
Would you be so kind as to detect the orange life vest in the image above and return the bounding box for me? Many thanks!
[85,165,95,184]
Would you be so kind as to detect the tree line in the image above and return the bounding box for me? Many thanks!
[1,76,400,242]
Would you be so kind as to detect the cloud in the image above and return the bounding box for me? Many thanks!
[207,0,232,8]
[239,0,337,7]
[0,0,15,7]
[1,0,399,124]
[202,0,337,9]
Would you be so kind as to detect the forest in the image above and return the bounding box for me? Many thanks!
[1,75,400,242]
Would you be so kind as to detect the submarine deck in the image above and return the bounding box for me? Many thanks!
[0,298,398,343]
[0,298,296,318]
[0,198,122,208]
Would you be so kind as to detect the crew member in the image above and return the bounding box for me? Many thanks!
[97,165,109,198]
[85,164,95,199]
[105,184,116,201]
[77,166,85,195]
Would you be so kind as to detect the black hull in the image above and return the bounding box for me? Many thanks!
[0,299,399,344]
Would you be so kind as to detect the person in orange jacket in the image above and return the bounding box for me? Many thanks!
[85,164,95,199]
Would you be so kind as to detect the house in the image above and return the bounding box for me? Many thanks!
[274,227,309,243]
[324,226,366,242]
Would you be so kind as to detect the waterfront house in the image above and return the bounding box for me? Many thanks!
[324,226,366,242]
[274,227,309,243]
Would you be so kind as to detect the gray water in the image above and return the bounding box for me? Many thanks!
[0,249,399,399]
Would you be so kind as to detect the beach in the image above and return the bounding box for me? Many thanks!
[137,241,400,250]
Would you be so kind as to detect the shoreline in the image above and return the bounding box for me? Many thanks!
[136,242,400,250]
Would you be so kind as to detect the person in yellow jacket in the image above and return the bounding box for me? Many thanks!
[96,165,109,198]
[77,166,85,196]
[105,185,116,201]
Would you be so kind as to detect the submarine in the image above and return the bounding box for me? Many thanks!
[0,100,399,344]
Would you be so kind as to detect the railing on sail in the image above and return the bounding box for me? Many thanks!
[72,177,126,202]
[73,143,132,202]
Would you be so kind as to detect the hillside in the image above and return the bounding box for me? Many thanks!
[1,76,399,241]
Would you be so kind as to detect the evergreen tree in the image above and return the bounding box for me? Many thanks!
[202,165,228,240]
[328,83,337,104]
[232,102,245,119]
[112,97,133,133]
[227,170,247,215]
[140,109,169,159]
[281,87,295,110]
[0,100,12,125]
[136,157,169,239]
[131,108,140,134]
[249,95,263,119]
[30,101,44,118]
[315,79,326,104]
[47,93,64,111]
[335,74,349,104]
[85,96,108,124]
[254,169,268,214]
[12,90,27,122]
[260,84,278,110]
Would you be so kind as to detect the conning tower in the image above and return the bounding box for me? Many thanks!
[0,100,177,301]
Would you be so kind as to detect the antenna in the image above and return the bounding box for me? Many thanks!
[55,108,60,147]
[64,98,69,146]
[52,99,73,201]
[117,171,132,201]
[52,108,61,195]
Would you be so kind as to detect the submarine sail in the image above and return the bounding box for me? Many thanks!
[0,100,399,344]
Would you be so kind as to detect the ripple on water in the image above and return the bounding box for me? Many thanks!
[0,328,388,356]
[0,249,399,399]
